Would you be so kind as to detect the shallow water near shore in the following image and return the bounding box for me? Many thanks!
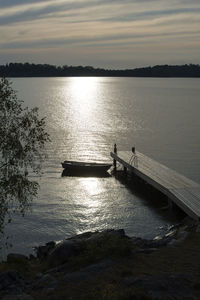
[3,77,200,257]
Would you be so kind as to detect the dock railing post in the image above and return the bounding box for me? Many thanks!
[113,144,117,171]
[168,198,173,210]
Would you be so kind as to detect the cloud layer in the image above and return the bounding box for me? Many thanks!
[0,0,200,68]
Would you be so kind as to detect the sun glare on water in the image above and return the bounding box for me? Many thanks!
[64,77,102,132]
[82,177,103,197]
[58,77,107,161]
[70,77,98,105]
[71,177,105,218]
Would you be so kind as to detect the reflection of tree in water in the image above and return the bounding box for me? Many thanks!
[0,78,50,248]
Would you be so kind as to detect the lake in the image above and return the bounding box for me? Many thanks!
[3,77,200,257]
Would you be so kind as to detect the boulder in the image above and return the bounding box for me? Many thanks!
[131,236,170,249]
[31,274,57,291]
[44,229,127,267]
[68,229,126,244]
[47,239,82,267]
[35,241,56,259]
[86,229,126,243]
[0,270,25,293]
[68,231,94,242]
[63,259,114,282]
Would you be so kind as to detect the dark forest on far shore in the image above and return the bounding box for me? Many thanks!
[0,63,200,77]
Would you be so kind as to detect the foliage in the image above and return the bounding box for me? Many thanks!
[0,77,50,237]
[0,62,200,77]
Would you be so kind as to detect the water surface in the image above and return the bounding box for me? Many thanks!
[3,77,200,256]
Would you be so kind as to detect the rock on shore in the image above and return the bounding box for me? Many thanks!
[1,217,200,299]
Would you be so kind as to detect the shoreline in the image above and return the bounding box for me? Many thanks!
[1,216,200,299]
[1,63,200,78]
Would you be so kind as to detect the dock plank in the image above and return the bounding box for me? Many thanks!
[111,151,200,220]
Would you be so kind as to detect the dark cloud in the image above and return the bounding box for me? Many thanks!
[0,0,166,27]
[0,0,52,8]
[0,1,96,26]
[1,0,199,27]
[0,0,134,9]
[103,7,200,22]
[0,2,75,26]
[2,29,199,50]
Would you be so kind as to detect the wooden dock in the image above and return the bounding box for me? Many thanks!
[111,150,200,220]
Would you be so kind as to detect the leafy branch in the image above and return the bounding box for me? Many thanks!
[0,77,50,239]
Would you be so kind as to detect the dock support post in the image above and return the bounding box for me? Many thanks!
[124,166,127,176]
[162,198,173,211]
[168,198,173,210]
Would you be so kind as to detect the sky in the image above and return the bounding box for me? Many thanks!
[0,0,200,69]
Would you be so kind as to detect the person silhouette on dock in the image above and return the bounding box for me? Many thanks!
[114,143,117,154]
[113,144,117,171]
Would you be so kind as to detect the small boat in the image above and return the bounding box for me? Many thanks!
[61,160,112,174]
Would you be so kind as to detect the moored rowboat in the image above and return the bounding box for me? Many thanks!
[61,160,112,173]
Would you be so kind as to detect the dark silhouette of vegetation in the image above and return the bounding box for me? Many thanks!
[0,63,200,77]
[0,78,50,244]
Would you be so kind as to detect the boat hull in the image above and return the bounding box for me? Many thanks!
[61,160,112,176]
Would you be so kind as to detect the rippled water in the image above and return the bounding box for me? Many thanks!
[3,77,200,256]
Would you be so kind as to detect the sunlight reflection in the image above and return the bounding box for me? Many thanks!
[82,177,103,197]
[72,177,109,233]
[70,77,98,97]
[74,177,105,209]
[60,77,108,162]
[67,77,99,130]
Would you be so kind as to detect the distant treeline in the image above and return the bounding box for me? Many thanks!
[0,63,200,77]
